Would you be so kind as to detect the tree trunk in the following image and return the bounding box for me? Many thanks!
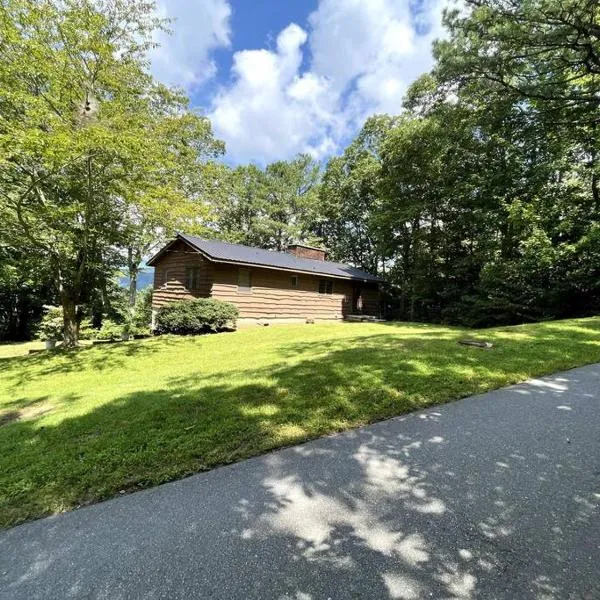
[61,292,78,348]
[127,247,139,307]
[587,119,598,209]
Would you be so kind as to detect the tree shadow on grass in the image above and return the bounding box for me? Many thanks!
[1,318,600,529]
[1,363,598,599]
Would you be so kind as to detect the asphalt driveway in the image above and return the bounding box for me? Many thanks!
[1,364,599,600]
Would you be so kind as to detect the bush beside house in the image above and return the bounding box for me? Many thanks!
[155,298,239,335]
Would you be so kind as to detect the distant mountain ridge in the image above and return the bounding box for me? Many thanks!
[119,267,154,291]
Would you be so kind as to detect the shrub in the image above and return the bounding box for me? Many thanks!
[155,298,238,335]
[133,287,153,328]
[94,319,123,341]
[36,306,63,341]
[131,324,152,337]
[36,307,99,342]
[78,318,95,340]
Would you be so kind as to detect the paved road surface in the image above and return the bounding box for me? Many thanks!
[1,364,599,599]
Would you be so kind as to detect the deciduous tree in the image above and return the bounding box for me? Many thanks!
[0,0,223,344]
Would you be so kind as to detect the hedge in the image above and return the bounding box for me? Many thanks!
[155,298,239,335]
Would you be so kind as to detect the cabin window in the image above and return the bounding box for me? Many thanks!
[291,275,299,288]
[186,266,202,290]
[318,279,333,295]
[238,268,252,293]
[162,270,173,286]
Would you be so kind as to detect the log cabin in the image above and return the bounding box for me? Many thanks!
[147,234,384,327]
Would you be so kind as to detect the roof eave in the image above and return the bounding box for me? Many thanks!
[146,238,178,266]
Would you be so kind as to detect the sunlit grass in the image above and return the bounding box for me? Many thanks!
[0,340,44,358]
[1,316,599,528]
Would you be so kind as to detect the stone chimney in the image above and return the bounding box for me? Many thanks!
[287,244,327,261]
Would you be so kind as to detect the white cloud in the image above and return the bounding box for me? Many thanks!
[207,0,449,163]
[151,0,231,89]
[308,0,414,92]
[209,23,341,164]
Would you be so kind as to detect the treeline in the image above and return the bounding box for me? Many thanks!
[209,0,600,326]
[1,0,599,343]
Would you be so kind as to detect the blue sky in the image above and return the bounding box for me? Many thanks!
[150,0,448,166]
[193,0,319,108]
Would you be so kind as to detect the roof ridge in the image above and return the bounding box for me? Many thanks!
[181,233,337,266]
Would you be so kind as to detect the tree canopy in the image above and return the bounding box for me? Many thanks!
[314,0,600,324]
[210,155,320,251]
[0,0,223,344]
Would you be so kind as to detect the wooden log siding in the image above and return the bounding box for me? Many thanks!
[210,264,354,320]
[152,240,213,309]
[151,240,381,319]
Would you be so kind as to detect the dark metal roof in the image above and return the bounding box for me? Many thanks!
[149,233,383,283]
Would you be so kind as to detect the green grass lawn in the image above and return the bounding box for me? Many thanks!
[1,317,600,528]
[0,340,46,359]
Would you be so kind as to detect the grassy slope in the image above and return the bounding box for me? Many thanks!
[1,317,599,528]
[0,341,45,358]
